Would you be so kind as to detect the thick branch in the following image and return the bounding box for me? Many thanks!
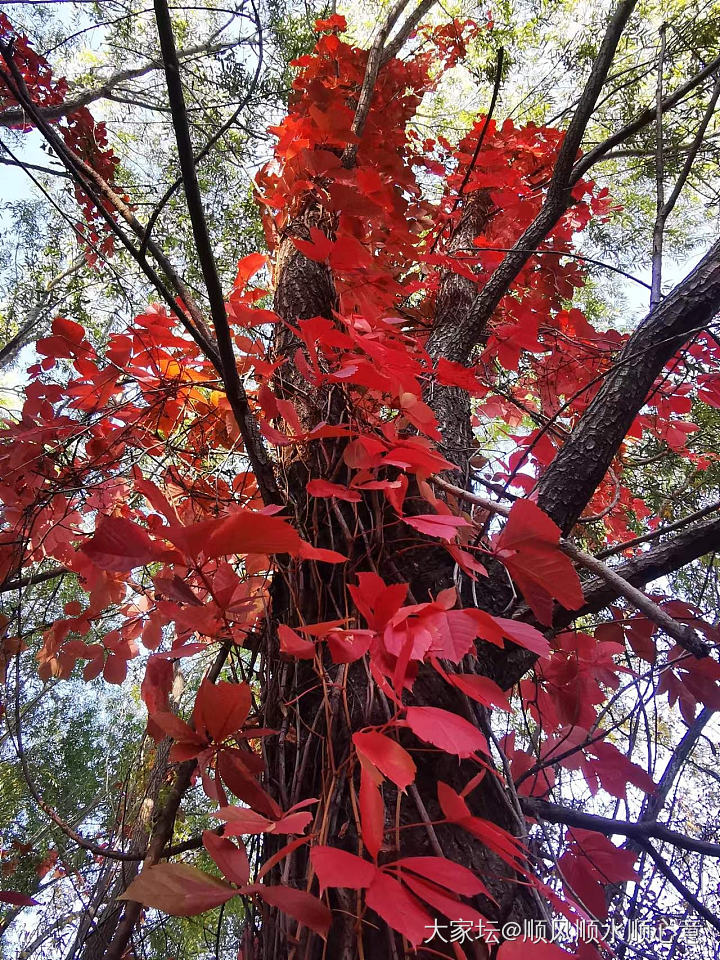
[433,475,712,658]
[564,512,720,622]
[0,564,68,594]
[342,0,437,167]
[426,0,637,367]
[561,539,709,656]
[535,239,720,533]
[520,797,720,859]
[571,52,720,184]
[154,0,280,504]
[104,643,231,960]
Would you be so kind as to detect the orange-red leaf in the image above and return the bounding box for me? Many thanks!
[358,761,384,859]
[193,680,252,742]
[365,871,431,947]
[278,624,316,659]
[353,731,416,790]
[204,510,302,558]
[202,831,250,886]
[404,514,470,540]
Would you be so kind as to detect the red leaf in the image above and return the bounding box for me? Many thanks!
[310,846,377,890]
[202,831,250,885]
[278,624,316,659]
[405,706,488,758]
[353,731,416,790]
[292,227,334,262]
[392,856,486,896]
[315,13,347,31]
[495,500,584,623]
[424,608,482,661]
[404,514,470,540]
[307,479,361,502]
[204,510,303,558]
[82,516,157,572]
[365,871,432,947]
[151,711,206,751]
[296,541,348,564]
[253,884,331,939]
[141,657,173,716]
[103,654,127,685]
[216,751,281,819]
[234,252,266,288]
[358,761,384,859]
[401,873,485,925]
[447,673,511,711]
[0,891,38,906]
[52,315,85,343]
[118,863,236,916]
[212,807,274,835]
[327,629,372,663]
[273,810,314,834]
[494,617,551,658]
[193,680,252,742]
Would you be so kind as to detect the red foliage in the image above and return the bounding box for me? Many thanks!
[1,9,718,954]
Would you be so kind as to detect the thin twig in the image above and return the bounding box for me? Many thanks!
[432,475,710,657]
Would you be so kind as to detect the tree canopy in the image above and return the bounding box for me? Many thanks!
[0,2,719,959]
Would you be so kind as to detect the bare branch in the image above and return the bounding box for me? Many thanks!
[571,53,720,184]
[564,512,720,622]
[561,539,709,656]
[651,24,667,308]
[342,0,437,167]
[638,839,720,934]
[0,39,234,128]
[152,0,280,506]
[520,797,720,860]
[433,475,711,657]
[597,499,720,559]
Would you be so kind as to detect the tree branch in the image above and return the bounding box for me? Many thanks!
[520,797,720,859]
[0,39,234,128]
[561,539,709,656]
[341,0,437,167]
[563,512,720,622]
[535,239,720,533]
[0,564,68,594]
[638,839,720,934]
[433,475,711,657]
[153,0,280,506]
[0,259,83,370]
[426,0,637,367]
[104,642,232,960]
[0,47,219,360]
[571,53,720,185]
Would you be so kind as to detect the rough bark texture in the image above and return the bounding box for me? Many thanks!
[536,236,720,534]
[256,201,548,960]
[427,190,495,478]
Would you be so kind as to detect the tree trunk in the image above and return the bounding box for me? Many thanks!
[256,207,548,959]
